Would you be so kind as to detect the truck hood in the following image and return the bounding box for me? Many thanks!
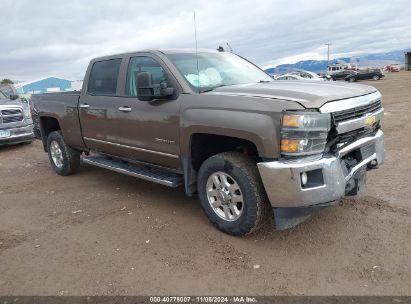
[0,99,23,107]
[208,81,377,109]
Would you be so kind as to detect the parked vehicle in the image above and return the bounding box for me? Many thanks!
[32,49,385,235]
[327,62,357,74]
[0,84,35,146]
[384,65,400,72]
[345,70,384,82]
[331,69,356,81]
[288,70,331,81]
[275,74,305,81]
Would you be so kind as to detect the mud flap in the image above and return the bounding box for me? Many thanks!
[273,203,334,230]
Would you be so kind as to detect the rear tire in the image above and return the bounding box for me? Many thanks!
[197,152,271,236]
[46,131,80,176]
[348,76,356,82]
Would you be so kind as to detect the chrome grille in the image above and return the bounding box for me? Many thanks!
[327,118,380,151]
[0,108,24,124]
[333,100,382,123]
[338,125,378,143]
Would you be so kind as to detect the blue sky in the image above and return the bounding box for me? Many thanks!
[1,0,410,80]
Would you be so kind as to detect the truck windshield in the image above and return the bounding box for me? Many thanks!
[0,91,7,99]
[0,84,15,99]
[166,52,272,93]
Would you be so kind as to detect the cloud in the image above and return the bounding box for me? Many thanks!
[1,0,410,80]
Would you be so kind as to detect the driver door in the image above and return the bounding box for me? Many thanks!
[106,55,182,169]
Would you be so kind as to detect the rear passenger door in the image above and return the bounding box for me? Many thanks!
[79,57,128,156]
[79,54,182,169]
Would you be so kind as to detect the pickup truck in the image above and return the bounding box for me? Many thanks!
[32,49,384,235]
[0,84,35,145]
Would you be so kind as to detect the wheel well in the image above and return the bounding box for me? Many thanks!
[190,134,260,171]
[39,116,60,151]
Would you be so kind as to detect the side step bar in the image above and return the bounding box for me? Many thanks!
[82,155,183,188]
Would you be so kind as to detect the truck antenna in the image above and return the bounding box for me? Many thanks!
[193,11,200,93]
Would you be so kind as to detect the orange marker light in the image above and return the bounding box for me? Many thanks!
[281,139,300,153]
[282,114,301,128]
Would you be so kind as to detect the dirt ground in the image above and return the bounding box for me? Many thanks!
[0,72,410,296]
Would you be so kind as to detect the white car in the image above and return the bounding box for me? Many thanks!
[289,70,331,81]
[275,74,306,81]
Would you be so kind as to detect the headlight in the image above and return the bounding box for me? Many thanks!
[22,106,31,119]
[280,111,331,156]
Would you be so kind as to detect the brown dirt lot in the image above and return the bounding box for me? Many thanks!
[0,72,410,296]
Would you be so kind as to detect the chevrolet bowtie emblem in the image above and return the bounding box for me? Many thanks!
[364,114,376,126]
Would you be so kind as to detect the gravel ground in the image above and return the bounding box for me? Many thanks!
[0,72,410,296]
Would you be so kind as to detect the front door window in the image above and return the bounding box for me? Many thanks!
[125,56,168,97]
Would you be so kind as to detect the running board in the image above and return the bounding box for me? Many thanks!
[82,155,182,187]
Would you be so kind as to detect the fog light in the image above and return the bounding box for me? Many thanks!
[367,159,378,169]
[301,172,308,186]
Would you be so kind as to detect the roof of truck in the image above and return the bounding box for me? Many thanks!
[91,48,221,61]
[157,48,220,54]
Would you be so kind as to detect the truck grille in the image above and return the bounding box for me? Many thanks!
[0,108,24,124]
[327,123,380,152]
[328,99,382,151]
[338,125,378,143]
[332,100,382,123]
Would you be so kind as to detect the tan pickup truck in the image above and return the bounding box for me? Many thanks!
[32,49,384,235]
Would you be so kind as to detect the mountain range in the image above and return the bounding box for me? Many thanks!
[264,49,410,75]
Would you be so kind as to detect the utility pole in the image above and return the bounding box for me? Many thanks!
[325,43,332,69]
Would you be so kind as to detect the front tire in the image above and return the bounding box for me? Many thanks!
[197,152,270,236]
[47,131,80,176]
[373,75,380,80]
[348,76,356,82]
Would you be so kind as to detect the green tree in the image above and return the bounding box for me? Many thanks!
[1,79,14,85]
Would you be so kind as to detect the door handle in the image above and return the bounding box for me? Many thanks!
[79,103,90,109]
[118,106,131,112]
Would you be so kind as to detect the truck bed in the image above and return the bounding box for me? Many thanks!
[31,91,85,150]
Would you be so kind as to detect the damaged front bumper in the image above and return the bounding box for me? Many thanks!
[257,130,384,229]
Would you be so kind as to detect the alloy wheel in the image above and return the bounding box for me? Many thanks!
[50,140,64,168]
[206,172,244,221]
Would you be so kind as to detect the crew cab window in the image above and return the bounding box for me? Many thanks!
[87,58,121,95]
[126,56,167,96]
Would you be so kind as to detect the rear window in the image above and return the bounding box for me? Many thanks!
[87,59,122,95]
